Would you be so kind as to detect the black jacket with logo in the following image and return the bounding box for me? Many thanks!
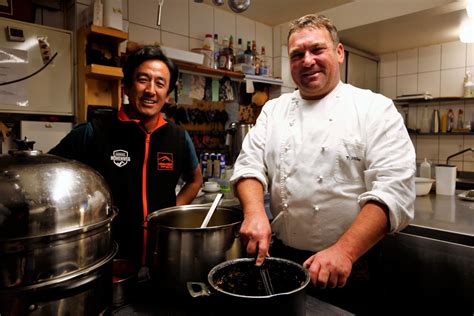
[49,112,188,266]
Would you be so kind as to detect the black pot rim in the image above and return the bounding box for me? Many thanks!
[207,257,310,299]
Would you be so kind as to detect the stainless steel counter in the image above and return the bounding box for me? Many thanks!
[405,191,474,245]
[379,191,474,314]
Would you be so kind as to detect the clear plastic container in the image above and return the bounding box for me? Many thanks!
[420,158,431,178]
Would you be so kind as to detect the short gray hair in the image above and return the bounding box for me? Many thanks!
[288,14,340,45]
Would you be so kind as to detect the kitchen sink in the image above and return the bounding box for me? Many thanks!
[456,171,474,190]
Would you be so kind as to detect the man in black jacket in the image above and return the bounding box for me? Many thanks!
[50,46,203,271]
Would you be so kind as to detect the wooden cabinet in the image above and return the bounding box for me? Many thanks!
[77,25,128,124]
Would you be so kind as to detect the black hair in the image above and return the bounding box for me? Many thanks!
[122,45,179,95]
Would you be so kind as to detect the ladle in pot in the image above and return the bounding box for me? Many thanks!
[200,193,224,228]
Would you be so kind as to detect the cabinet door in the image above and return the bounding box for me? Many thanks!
[347,52,378,92]
[0,18,73,115]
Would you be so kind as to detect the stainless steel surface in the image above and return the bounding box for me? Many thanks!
[0,150,116,288]
[259,265,274,295]
[146,204,243,295]
[0,151,114,240]
[0,244,117,316]
[411,192,474,242]
[201,193,223,228]
[227,0,251,13]
[377,192,474,313]
[0,150,117,315]
[379,232,473,314]
[112,259,137,308]
[112,294,353,315]
[227,122,253,164]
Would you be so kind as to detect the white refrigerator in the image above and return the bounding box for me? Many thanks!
[20,120,72,153]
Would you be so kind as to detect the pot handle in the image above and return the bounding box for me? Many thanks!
[187,282,211,298]
[234,224,241,238]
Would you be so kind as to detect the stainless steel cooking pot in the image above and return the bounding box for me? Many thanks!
[226,122,253,164]
[0,150,117,315]
[188,257,310,316]
[146,204,243,295]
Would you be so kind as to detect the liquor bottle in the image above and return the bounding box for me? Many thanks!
[236,38,245,64]
[213,34,220,69]
[227,35,234,70]
[260,46,268,76]
[218,37,229,70]
[244,41,253,65]
[252,40,260,75]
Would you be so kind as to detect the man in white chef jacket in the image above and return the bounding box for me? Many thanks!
[230,14,415,314]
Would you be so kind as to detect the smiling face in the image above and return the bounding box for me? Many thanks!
[288,27,344,100]
[124,59,170,129]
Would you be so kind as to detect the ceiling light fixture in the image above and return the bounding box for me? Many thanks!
[459,18,474,43]
[467,0,474,17]
[460,0,474,43]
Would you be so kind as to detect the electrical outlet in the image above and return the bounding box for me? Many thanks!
[6,26,25,42]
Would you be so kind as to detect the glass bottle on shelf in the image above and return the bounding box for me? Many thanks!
[213,34,220,69]
[218,37,229,70]
[260,46,268,76]
[236,38,245,64]
[244,41,253,66]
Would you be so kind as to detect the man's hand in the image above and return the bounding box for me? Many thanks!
[303,245,353,288]
[239,210,272,266]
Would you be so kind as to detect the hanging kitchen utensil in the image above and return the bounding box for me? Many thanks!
[156,0,164,26]
[228,0,251,13]
[212,0,224,5]
[201,193,224,228]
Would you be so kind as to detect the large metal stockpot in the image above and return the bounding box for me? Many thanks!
[0,150,117,315]
[146,204,243,295]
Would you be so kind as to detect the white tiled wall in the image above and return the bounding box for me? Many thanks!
[73,0,274,72]
[380,40,474,171]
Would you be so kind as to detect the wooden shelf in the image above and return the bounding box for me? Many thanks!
[77,25,128,124]
[87,25,128,41]
[86,64,123,79]
[173,59,245,80]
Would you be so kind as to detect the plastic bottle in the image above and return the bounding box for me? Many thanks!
[420,158,431,178]
[464,71,474,98]
[447,109,455,132]
[213,153,221,178]
[201,152,209,178]
[92,0,103,27]
[206,153,214,178]
[440,112,448,133]
[431,109,440,133]
[457,109,464,129]
[203,34,215,68]
[420,106,430,133]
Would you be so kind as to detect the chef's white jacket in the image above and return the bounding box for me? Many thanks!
[230,82,416,252]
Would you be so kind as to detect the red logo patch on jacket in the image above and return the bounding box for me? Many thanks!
[157,152,174,170]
